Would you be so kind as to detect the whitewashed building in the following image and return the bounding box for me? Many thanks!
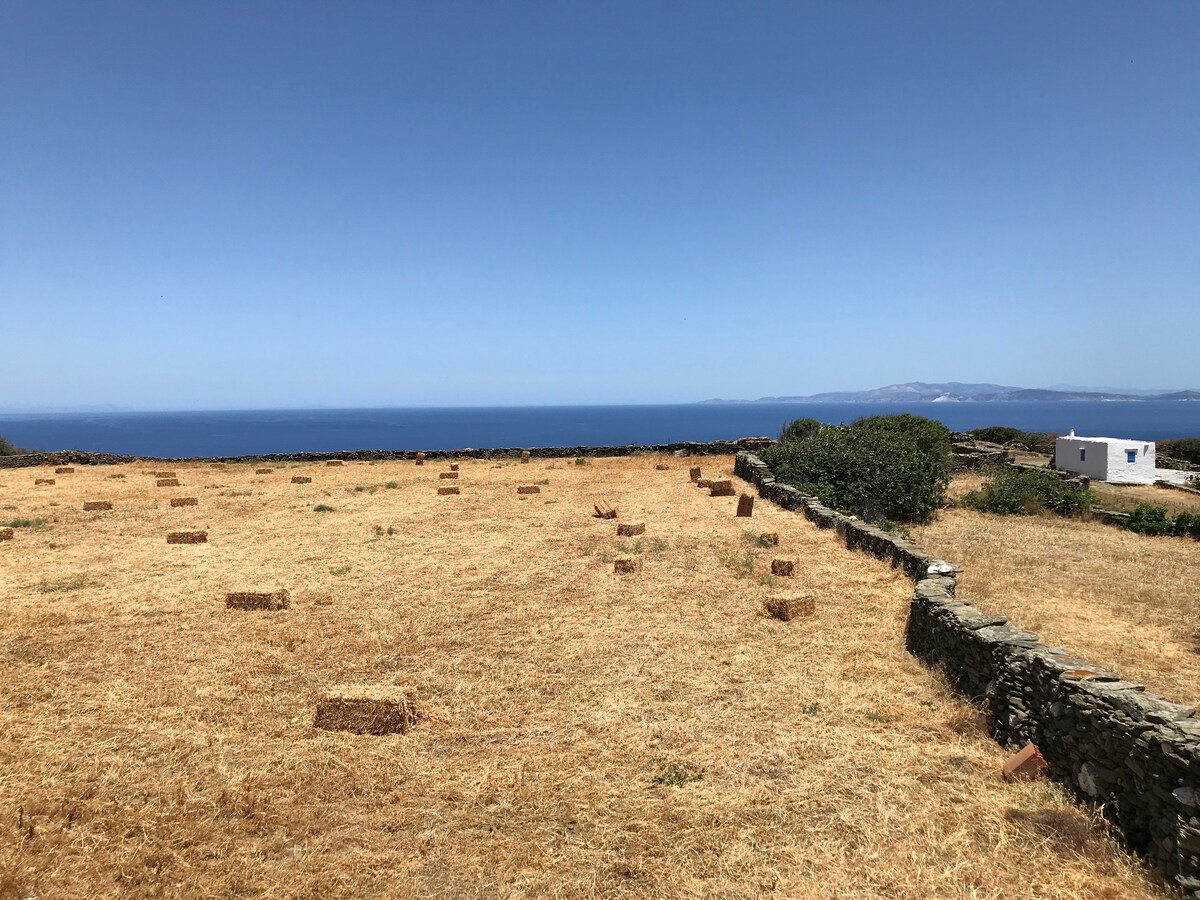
[1054,431,1157,484]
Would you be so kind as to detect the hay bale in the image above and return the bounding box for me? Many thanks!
[760,532,780,546]
[154,471,176,478]
[765,596,815,622]
[256,468,273,474]
[82,501,113,511]
[167,531,207,544]
[689,467,701,482]
[415,452,426,466]
[35,478,55,485]
[439,471,459,480]
[326,460,344,467]
[655,463,670,471]
[450,463,459,471]
[226,589,290,611]
[438,486,460,495]
[55,466,74,474]
[0,528,13,542]
[617,522,646,537]
[593,500,617,519]
[517,485,540,494]
[710,480,735,497]
[736,494,754,517]
[696,479,711,489]
[157,478,180,488]
[170,497,198,507]
[210,462,226,468]
[613,558,638,574]
[520,450,531,463]
[313,684,418,735]
[291,476,312,484]
[771,559,795,577]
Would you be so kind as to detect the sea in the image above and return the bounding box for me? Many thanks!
[1,401,1198,458]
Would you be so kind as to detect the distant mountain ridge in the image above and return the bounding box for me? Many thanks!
[699,382,1200,404]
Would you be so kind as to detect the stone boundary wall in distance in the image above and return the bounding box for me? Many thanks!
[735,450,1200,897]
[0,438,775,469]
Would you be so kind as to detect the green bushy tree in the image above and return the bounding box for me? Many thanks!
[960,467,1095,518]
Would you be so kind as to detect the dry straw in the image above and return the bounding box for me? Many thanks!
[765,595,816,621]
[613,557,638,574]
[154,471,177,478]
[593,500,617,519]
[291,476,312,484]
[709,480,735,497]
[170,498,199,507]
[760,532,780,546]
[450,463,460,471]
[313,684,418,735]
[256,468,273,474]
[55,466,74,474]
[617,522,645,537]
[689,466,701,482]
[35,478,55,485]
[771,559,795,577]
[167,531,207,544]
[439,471,459,480]
[437,486,460,495]
[520,451,531,463]
[157,478,180,488]
[415,452,426,465]
[82,501,113,511]
[517,485,540,494]
[736,494,754,516]
[225,589,290,611]
[655,463,670,470]
[326,460,344,467]
[0,528,13,541]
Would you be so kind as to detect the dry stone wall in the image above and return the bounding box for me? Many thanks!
[737,449,1200,897]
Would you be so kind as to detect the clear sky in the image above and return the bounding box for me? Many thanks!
[2,2,1198,409]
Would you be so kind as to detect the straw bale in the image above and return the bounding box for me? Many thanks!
[736,494,754,517]
[291,476,312,484]
[256,468,273,474]
[0,528,13,541]
[517,485,540,495]
[83,501,113,511]
[157,478,180,488]
[167,531,208,544]
[55,467,74,474]
[439,471,459,480]
[415,452,426,466]
[313,684,418,735]
[170,498,198,507]
[765,595,816,622]
[225,589,290,611]
[613,558,638,574]
[438,486,460,495]
[760,532,780,546]
[35,478,55,485]
[593,501,617,519]
[326,460,344,467]
[689,467,701,482]
[709,480,735,497]
[771,559,795,577]
[617,522,645,537]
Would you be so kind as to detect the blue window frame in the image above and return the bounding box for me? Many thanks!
[1080,448,1086,462]
[1126,449,1137,463]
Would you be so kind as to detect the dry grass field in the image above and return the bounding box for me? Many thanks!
[0,457,1170,899]
[916,474,1200,707]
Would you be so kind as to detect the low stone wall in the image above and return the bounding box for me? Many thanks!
[0,438,774,469]
[907,577,1200,897]
[1158,480,1200,498]
[737,449,1200,896]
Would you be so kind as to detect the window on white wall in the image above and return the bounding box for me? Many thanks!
[1080,448,1086,462]
[1126,449,1137,463]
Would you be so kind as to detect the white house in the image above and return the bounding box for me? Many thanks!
[1054,431,1157,484]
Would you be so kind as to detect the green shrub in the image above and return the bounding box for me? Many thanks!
[1122,504,1174,536]
[763,414,951,523]
[1173,512,1200,539]
[967,426,1024,445]
[313,504,335,513]
[779,417,823,443]
[1188,474,1200,489]
[959,467,1095,518]
[0,434,24,456]
[1160,439,1200,466]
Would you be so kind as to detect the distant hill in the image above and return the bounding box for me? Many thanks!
[698,382,1200,404]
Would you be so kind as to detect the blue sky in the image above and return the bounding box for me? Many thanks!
[2,1,1197,409]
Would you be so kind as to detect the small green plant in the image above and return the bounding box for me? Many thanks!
[387,526,395,536]
[801,701,821,716]
[354,485,366,492]
[374,525,385,537]
[1188,473,1200,489]
[649,759,705,787]
[742,530,770,549]
[4,518,47,529]
[648,538,668,558]
[313,504,335,512]
[107,473,125,479]
[329,565,351,576]
[720,551,755,579]
[573,456,589,466]
[616,539,644,555]
[866,711,896,724]
[535,478,550,486]
[39,575,85,593]
[385,481,399,489]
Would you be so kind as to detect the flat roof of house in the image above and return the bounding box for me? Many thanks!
[1057,435,1153,445]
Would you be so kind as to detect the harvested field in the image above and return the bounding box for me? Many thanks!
[914,475,1200,706]
[0,457,1168,899]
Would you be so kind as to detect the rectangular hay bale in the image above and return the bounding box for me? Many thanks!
[736,494,754,516]
[517,485,540,494]
[157,478,180,487]
[226,589,290,611]
[0,528,13,542]
[154,471,177,478]
[35,478,55,485]
[760,532,779,546]
[326,460,344,466]
[771,559,795,577]
[689,467,701,482]
[55,466,75,474]
[256,468,273,474]
[450,463,460,471]
[655,463,670,470]
[613,557,638,574]
[438,486,460,495]
[709,480,735,497]
[439,471,459,480]
[765,596,815,622]
[83,501,113,511]
[170,497,198,507]
[314,684,418,735]
[167,531,207,544]
[291,476,312,484]
[617,522,646,537]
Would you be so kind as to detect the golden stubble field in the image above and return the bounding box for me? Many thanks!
[917,474,1200,708]
[0,456,1168,899]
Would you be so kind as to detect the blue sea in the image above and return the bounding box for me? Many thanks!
[1,402,1198,458]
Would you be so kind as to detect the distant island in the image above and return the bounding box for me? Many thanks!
[700,382,1200,404]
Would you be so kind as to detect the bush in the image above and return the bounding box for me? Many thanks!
[1173,512,1200,540]
[968,426,1023,446]
[1122,504,1174,536]
[762,414,951,523]
[1160,439,1200,466]
[0,434,24,456]
[960,467,1095,518]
